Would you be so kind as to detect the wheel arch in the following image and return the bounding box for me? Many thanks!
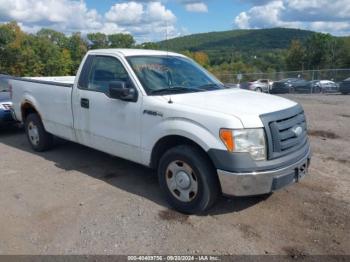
[150,135,216,171]
[21,100,41,122]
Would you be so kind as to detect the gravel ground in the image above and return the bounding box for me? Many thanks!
[0,94,349,255]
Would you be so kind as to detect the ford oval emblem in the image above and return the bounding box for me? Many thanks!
[291,125,303,137]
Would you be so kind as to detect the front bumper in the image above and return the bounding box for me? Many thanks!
[0,110,15,124]
[217,146,311,196]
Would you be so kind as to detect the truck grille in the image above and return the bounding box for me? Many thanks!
[260,105,308,159]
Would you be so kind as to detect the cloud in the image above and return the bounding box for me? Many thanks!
[234,0,350,35]
[185,2,208,12]
[105,1,178,41]
[105,2,144,25]
[0,0,179,41]
[234,1,301,29]
[146,2,177,22]
[0,0,103,32]
[122,0,209,13]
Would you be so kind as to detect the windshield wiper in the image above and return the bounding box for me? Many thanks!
[150,86,204,95]
[196,83,223,90]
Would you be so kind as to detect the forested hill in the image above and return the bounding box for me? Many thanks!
[1,21,348,77]
[159,28,314,52]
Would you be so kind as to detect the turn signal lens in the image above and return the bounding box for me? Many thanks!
[219,129,234,152]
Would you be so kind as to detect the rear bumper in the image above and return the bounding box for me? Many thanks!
[217,146,311,196]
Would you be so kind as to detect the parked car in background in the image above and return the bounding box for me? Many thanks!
[257,79,273,92]
[309,80,338,93]
[339,78,350,94]
[288,78,312,93]
[240,79,270,93]
[0,75,15,126]
[270,78,295,94]
[270,78,311,94]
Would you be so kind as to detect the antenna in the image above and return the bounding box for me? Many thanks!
[165,20,169,54]
[165,19,173,104]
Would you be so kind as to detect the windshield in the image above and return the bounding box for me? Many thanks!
[127,55,224,95]
[0,77,9,92]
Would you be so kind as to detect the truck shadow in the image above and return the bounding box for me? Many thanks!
[0,128,270,216]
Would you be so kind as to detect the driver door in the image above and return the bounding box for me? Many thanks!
[72,55,143,164]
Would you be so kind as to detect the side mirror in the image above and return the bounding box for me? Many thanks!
[108,81,137,102]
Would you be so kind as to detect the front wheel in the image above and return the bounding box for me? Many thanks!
[313,86,321,94]
[158,145,220,214]
[25,113,53,152]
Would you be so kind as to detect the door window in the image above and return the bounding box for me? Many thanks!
[86,56,131,93]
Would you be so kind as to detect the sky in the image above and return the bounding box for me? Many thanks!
[0,0,349,42]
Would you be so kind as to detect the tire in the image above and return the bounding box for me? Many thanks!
[24,113,53,152]
[289,87,295,94]
[158,145,220,214]
[313,86,321,94]
[255,87,262,93]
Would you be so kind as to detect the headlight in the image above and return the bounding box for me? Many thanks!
[220,128,266,161]
[0,103,11,110]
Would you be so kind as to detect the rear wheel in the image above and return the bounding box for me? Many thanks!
[25,113,53,152]
[158,145,220,214]
[255,87,262,92]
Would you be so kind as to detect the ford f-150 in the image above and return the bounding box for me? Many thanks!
[9,49,311,214]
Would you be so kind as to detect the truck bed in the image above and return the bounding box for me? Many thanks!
[25,76,75,85]
[10,76,76,141]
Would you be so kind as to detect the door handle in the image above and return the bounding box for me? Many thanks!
[81,98,89,109]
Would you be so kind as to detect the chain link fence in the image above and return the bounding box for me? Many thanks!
[216,69,350,85]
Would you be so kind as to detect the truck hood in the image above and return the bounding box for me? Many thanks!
[166,89,297,128]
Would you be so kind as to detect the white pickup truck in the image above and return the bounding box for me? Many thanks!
[10,49,311,214]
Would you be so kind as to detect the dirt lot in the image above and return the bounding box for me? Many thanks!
[0,94,349,255]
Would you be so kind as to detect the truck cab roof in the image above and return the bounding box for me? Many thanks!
[87,49,185,58]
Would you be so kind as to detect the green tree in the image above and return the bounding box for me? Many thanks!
[87,33,108,49]
[37,29,68,48]
[0,22,40,76]
[0,24,15,47]
[67,33,88,74]
[339,38,350,68]
[109,33,135,48]
[138,42,160,50]
[60,49,73,75]
[305,33,334,69]
[286,40,306,71]
[193,52,209,67]
[0,24,16,73]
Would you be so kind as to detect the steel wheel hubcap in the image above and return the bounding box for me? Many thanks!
[28,121,40,146]
[165,160,198,203]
